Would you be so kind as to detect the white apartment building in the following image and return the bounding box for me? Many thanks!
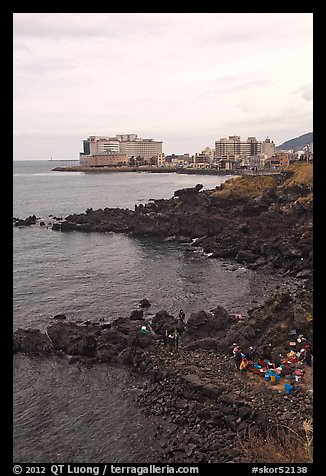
[214,135,275,160]
[81,134,163,162]
[85,136,120,155]
[119,137,163,159]
[215,136,261,159]
[261,137,275,159]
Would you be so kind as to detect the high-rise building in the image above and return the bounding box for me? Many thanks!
[214,135,273,159]
[119,136,163,159]
[261,137,275,158]
[81,136,120,156]
[80,134,163,164]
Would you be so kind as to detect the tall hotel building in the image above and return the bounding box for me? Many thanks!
[80,134,163,166]
[117,134,163,159]
[215,136,275,159]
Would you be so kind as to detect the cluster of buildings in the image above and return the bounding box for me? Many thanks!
[80,134,163,167]
[79,134,313,170]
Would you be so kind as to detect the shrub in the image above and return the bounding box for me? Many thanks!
[237,419,313,463]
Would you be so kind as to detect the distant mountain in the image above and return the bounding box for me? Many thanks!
[276,132,313,152]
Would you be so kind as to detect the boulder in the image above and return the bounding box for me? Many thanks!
[174,184,203,197]
[236,250,260,264]
[52,313,66,320]
[130,309,144,320]
[14,215,37,227]
[13,328,53,354]
[96,327,128,362]
[182,337,218,352]
[183,306,233,341]
[127,330,155,349]
[47,321,100,356]
[151,310,178,336]
[139,299,151,308]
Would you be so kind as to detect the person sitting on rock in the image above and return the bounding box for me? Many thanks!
[234,347,243,370]
[239,356,249,373]
[304,345,312,366]
[281,362,293,378]
[138,325,150,335]
[287,350,298,363]
[248,346,258,361]
[262,343,272,361]
[273,353,282,368]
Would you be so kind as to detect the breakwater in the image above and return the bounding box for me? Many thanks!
[52,165,280,176]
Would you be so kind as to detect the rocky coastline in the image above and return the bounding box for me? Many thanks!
[13,163,313,462]
[43,165,312,286]
[52,165,244,175]
[13,292,313,463]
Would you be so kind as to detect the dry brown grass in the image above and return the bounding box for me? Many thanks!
[281,162,313,189]
[211,175,277,199]
[237,419,313,463]
[210,162,313,202]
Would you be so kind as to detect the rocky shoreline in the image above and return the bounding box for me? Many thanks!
[14,167,312,284]
[52,165,245,175]
[44,168,312,285]
[13,291,313,463]
[13,163,313,462]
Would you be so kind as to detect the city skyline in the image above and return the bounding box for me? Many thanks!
[13,13,313,160]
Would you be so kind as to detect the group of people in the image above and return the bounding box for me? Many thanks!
[232,331,313,390]
[164,328,181,352]
[163,309,186,353]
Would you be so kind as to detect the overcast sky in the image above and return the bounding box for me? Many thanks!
[13,13,313,160]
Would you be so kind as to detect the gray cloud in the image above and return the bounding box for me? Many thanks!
[13,13,313,158]
[296,84,313,102]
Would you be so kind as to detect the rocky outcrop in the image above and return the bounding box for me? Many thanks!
[13,215,37,227]
[13,328,54,354]
[150,309,178,335]
[14,169,313,286]
[46,173,312,286]
[133,348,313,463]
[47,321,100,357]
[13,291,313,463]
[173,183,203,197]
[13,290,312,364]
[139,298,151,308]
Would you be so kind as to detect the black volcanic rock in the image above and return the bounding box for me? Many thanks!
[49,170,312,286]
[46,321,100,356]
[139,298,151,308]
[151,309,178,336]
[52,313,67,320]
[174,183,203,197]
[13,215,37,227]
[130,309,144,320]
[13,328,53,354]
[13,290,313,464]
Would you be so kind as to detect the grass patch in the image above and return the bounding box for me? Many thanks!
[238,419,313,463]
[281,162,313,189]
[211,175,278,199]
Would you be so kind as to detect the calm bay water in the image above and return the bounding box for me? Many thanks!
[13,161,252,330]
[13,160,298,462]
